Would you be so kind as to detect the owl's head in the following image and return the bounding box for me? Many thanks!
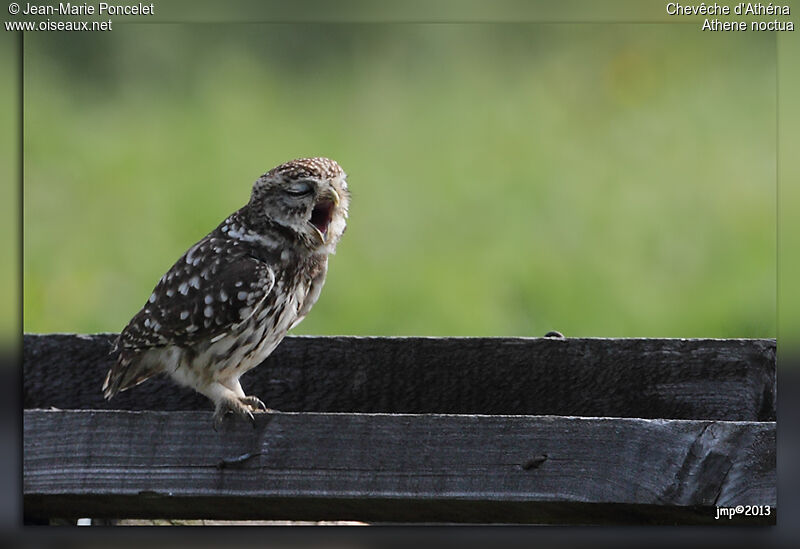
[248,157,350,253]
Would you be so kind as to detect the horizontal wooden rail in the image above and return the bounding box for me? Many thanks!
[23,334,776,420]
[24,409,775,524]
[23,334,776,524]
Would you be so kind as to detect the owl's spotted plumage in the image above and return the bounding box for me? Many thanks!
[103,157,350,427]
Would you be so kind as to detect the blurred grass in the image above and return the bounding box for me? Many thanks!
[23,24,775,337]
[779,29,800,354]
[0,31,17,349]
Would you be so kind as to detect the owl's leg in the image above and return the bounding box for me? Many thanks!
[167,359,255,427]
[240,395,269,411]
[203,381,260,429]
[221,378,270,413]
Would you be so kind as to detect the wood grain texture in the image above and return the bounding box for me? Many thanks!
[23,334,776,420]
[23,410,776,524]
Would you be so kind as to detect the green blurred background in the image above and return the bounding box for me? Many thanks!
[1,30,16,347]
[21,22,776,338]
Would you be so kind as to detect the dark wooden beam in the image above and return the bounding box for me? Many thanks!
[23,334,776,420]
[23,409,776,525]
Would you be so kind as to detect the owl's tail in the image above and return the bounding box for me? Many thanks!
[102,350,158,400]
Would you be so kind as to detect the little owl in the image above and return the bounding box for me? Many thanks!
[103,157,350,427]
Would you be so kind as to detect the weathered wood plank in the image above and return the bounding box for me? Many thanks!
[23,410,776,524]
[23,334,776,420]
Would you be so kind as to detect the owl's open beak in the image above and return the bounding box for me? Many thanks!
[326,188,340,209]
[309,188,340,244]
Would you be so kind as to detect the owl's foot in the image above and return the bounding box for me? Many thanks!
[240,395,270,412]
[213,395,269,430]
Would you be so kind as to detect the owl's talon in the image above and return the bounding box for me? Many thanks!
[240,395,267,411]
[212,410,228,431]
[213,396,258,428]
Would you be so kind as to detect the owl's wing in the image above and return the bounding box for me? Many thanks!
[119,238,276,351]
[104,239,276,398]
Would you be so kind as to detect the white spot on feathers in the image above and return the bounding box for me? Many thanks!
[237,291,248,301]
[149,293,156,303]
[180,311,189,320]
[178,282,189,295]
[204,295,213,304]
[204,305,213,318]
[189,276,200,289]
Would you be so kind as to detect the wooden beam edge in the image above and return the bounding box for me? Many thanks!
[24,409,776,525]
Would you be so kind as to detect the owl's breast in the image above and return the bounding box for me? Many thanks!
[206,276,312,380]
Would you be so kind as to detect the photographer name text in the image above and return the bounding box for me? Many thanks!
[21,2,154,15]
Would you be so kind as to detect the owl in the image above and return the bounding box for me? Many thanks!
[103,157,350,428]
